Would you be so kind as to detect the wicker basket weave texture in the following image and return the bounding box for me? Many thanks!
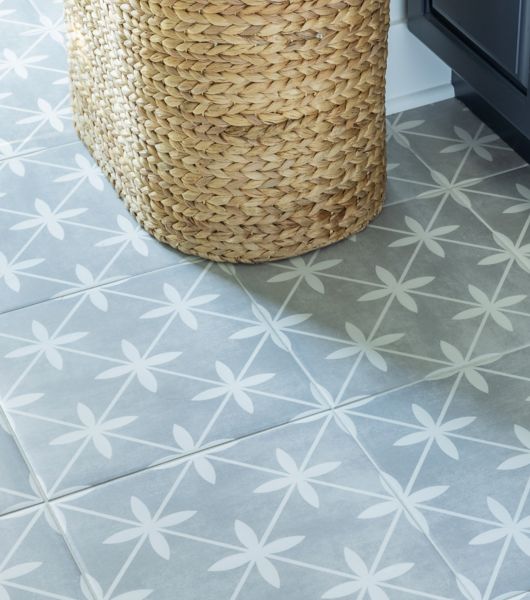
[65,0,389,263]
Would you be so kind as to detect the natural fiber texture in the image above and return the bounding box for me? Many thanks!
[64,0,389,263]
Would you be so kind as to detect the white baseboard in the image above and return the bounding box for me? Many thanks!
[385,18,454,116]
[386,83,455,115]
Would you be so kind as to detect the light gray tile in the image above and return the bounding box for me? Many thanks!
[341,362,530,599]
[1,2,530,594]
[0,264,324,497]
[54,418,464,600]
[0,0,77,147]
[0,504,84,599]
[0,142,187,313]
[0,413,40,515]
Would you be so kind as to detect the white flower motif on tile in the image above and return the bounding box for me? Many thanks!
[10,198,86,240]
[140,283,217,330]
[0,252,44,292]
[21,15,64,44]
[209,520,304,588]
[389,216,459,258]
[54,153,104,190]
[326,323,404,372]
[171,424,216,483]
[5,320,87,369]
[50,403,137,459]
[357,266,433,313]
[469,497,530,557]
[426,341,500,393]
[0,562,41,599]
[419,171,481,208]
[230,303,310,352]
[479,231,530,273]
[81,573,152,600]
[254,448,339,508]
[95,216,149,256]
[2,392,43,410]
[452,285,525,331]
[192,361,274,414]
[0,48,46,79]
[394,404,475,459]
[56,265,112,310]
[0,139,40,176]
[104,497,195,560]
[267,257,342,294]
[358,474,448,534]
[322,547,413,600]
[386,118,424,148]
[456,573,527,600]
[441,126,498,161]
[497,426,530,471]
[95,340,180,393]
[52,75,69,86]
[504,184,530,214]
[17,99,71,132]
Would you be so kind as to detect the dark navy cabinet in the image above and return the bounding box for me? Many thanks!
[407,0,530,159]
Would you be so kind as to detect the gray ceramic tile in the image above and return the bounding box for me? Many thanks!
[54,417,464,600]
[0,412,40,515]
[389,99,482,141]
[341,359,530,599]
[0,142,187,313]
[0,263,324,497]
[0,0,77,148]
[2,0,530,592]
[0,504,84,599]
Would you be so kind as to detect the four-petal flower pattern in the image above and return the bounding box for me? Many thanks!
[358,266,434,313]
[453,285,525,331]
[104,497,195,560]
[96,340,180,392]
[327,323,404,372]
[10,198,85,240]
[5,320,87,369]
[359,474,448,534]
[230,303,310,352]
[141,283,217,330]
[426,341,500,393]
[267,257,342,294]
[389,216,459,258]
[209,520,304,588]
[50,403,137,459]
[394,404,475,460]
[469,497,530,557]
[192,361,274,414]
[322,548,413,600]
[441,126,498,161]
[254,448,340,508]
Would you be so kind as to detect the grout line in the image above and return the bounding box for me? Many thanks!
[0,258,202,317]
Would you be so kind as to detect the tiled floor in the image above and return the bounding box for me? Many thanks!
[1,2,530,600]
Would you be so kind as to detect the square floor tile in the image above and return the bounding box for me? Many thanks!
[0,504,83,599]
[0,0,77,148]
[0,142,187,313]
[54,417,464,600]
[0,414,40,515]
[341,360,530,599]
[0,264,326,497]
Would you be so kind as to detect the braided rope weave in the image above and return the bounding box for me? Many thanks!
[64,0,389,263]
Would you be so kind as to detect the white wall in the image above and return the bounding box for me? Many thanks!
[386,0,453,114]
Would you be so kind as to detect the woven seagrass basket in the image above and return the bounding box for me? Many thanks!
[64,0,389,263]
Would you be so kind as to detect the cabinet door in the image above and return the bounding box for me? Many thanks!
[432,0,529,86]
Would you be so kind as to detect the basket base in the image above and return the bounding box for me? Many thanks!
[74,122,386,264]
